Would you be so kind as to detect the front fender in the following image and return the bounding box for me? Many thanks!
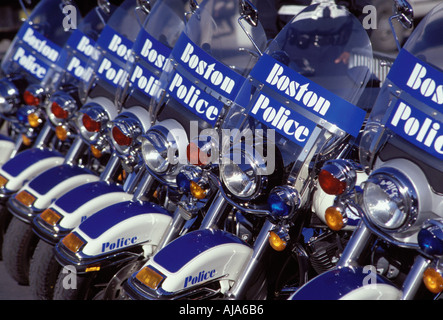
[290,266,402,300]
[8,164,100,223]
[32,181,134,244]
[145,229,252,295]
[54,181,133,229]
[20,164,99,211]
[0,148,64,194]
[55,201,174,271]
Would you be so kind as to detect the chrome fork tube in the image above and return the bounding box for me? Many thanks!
[122,165,146,194]
[132,170,155,201]
[401,255,431,300]
[156,207,186,251]
[99,153,120,182]
[32,122,52,149]
[200,190,228,230]
[63,136,86,165]
[337,220,373,268]
[226,219,275,300]
[9,134,23,159]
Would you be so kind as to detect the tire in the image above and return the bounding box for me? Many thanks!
[2,217,39,285]
[29,240,61,300]
[0,204,12,260]
[53,268,104,300]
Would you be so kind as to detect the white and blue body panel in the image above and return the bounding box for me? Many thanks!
[55,200,174,272]
[32,180,134,244]
[0,147,65,197]
[136,229,253,295]
[289,266,402,300]
[8,163,100,223]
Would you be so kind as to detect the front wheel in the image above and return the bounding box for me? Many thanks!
[53,268,105,300]
[2,217,39,285]
[29,240,61,300]
[0,204,12,260]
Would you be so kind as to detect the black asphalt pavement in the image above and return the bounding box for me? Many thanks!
[0,259,33,300]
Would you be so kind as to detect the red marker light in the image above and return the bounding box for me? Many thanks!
[112,126,132,146]
[82,113,101,133]
[51,102,69,119]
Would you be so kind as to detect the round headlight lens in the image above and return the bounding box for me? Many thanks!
[142,130,171,174]
[363,168,418,232]
[220,147,265,200]
[222,161,257,198]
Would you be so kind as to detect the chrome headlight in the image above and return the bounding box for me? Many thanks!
[220,144,267,200]
[46,91,77,126]
[0,78,20,115]
[76,103,109,144]
[363,167,418,232]
[109,113,143,154]
[141,119,188,175]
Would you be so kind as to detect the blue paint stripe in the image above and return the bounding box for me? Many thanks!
[28,164,94,195]
[54,181,123,214]
[2,148,63,178]
[291,267,394,300]
[79,201,171,240]
[153,229,248,273]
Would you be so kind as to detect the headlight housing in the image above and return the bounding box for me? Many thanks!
[109,113,142,154]
[362,167,418,232]
[220,144,267,200]
[46,91,77,126]
[141,119,188,178]
[23,84,46,107]
[76,103,109,144]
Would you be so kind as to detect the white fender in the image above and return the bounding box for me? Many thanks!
[55,191,134,230]
[0,156,65,191]
[25,173,100,210]
[146,230,253,294]
[154,243,252,293]
[75,212,173,256]
[340,284,402,300]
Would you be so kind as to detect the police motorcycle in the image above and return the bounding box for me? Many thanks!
[123,1,374,300]
[1,0,147,286]
[290,1,443,300]
[0,0,79,162]
[29,0,188,300]
[51,0,269,300]
[0,0,89,261]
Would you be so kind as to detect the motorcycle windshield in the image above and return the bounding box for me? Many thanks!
[115,0,188,110]
[78,0,149,105]
[151,0,268,132]
[51,6,111,92]
[359,3,443,192]
[220,2,372,201]
[1,0,79,85]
